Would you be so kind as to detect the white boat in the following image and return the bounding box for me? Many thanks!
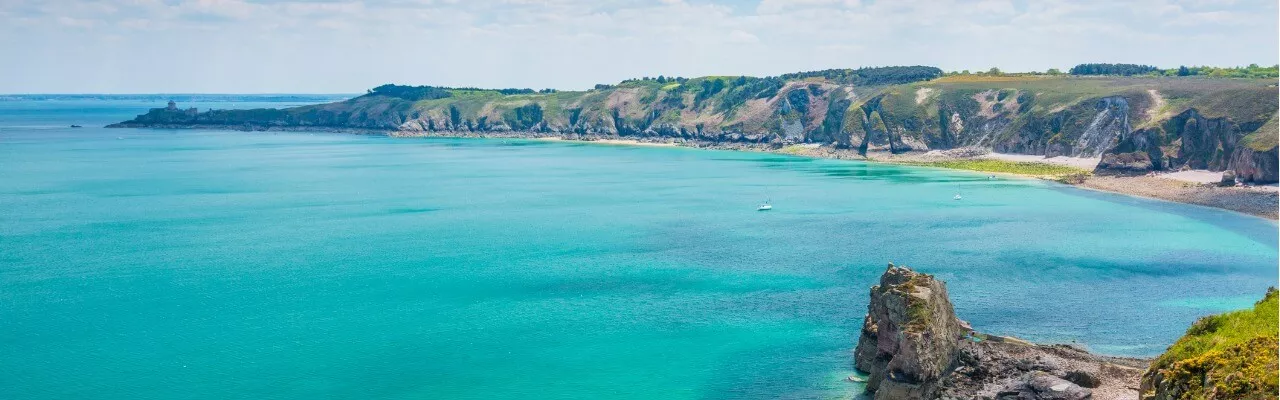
[757,202,773,211]
[953,194,962,200]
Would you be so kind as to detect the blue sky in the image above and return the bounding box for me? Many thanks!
[1,0,1276,93]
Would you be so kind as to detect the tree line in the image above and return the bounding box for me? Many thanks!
[365,84,558,101]
[779,66,944,85]
[1068,63,1278,78]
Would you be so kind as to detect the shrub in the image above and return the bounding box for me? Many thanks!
[1143,288,1279,400]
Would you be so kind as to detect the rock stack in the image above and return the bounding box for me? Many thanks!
[854,263,970,398]
[853,263,1147,400]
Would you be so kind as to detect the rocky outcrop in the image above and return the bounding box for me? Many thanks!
[854,264,1148,400]
[1073,96,1133,158]
[854,264,969,398]
[1097,151,1157,175]
[1093,106,1280,182]
[1228,145,1278,184]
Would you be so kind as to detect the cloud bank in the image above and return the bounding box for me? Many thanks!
[1,0,1274,93]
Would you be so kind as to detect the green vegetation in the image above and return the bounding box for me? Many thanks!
[780,66,943,86]
[896,271,934,331]
[1145,288,1278,400]
[901,159,1090,177]
[1243,116,1278,152]
[778,144,810,154]
[506,103,544,130]
[1167,64,1279,79]
[1182,85,1279,122]
[127,64,1277,182]
[366,84,452,101]
[1070,63,1159,76]
[715,76,785,112]
[1069,63,1279,79]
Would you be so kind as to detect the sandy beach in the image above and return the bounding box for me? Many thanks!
[1153,170,1225,184]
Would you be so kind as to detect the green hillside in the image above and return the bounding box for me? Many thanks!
[111,65,1280,183]
[1141,289,1279,400]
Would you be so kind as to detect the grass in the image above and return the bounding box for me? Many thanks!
[778,144,812,154]
[1242,115,1278,152]
[899,159,1090,177]
[1183,86,1279,122]
[933,75,1064,83]
[1145,288,1278,399]
[895,272,937,332]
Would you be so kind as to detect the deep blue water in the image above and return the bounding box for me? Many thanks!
[1,98,1276,399]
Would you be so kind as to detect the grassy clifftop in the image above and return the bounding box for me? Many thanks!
[1141,288,1279,400]
[112,66,1280,182]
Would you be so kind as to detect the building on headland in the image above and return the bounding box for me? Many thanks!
[132,100,200,122]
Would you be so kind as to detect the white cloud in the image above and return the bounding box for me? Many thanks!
[727,29,759,43]
[0,0,1275,93]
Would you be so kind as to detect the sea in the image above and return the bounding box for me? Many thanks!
[1,96,1276,399]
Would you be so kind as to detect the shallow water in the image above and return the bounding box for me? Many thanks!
[1,98,1276,399]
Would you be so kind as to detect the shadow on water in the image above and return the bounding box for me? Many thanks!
[385,207,442,215]
[722,155,1002,184]
[711,156,816,163]
[793,165,1000,184]
[994,248,1274,279]
[1045,184,1278,248]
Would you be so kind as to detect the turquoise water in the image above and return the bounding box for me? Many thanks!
[1,99,1276,399]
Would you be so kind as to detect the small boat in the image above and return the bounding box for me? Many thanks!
[70,125,82,128]
[953,194,962,200]
[757,201,773,211]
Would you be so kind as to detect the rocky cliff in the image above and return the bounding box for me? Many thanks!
[853,264,1148,400]
[108,70,1279,183]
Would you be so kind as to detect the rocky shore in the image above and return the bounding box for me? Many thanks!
[1079,175,1278,220]
[854,264,1150,400]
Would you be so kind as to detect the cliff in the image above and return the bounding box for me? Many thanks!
[108,69,1279,183]
[853,264,1148,400]
[1139,288,1278,400]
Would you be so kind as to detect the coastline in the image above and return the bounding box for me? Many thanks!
[531,134,1279,220]
[107,124,1280,220]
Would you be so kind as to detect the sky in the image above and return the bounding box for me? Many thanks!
[1,0,1276,93]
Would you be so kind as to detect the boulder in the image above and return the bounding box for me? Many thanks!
[1219,170,1237,187]
[1062,370,1101,388]
[1096,151,1154,174]
[995,371,1091,400]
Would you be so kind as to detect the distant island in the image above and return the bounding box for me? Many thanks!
[109,64,1280,217]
